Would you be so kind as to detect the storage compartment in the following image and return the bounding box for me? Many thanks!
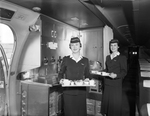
[86,74,104,116]
[21,81,63,116]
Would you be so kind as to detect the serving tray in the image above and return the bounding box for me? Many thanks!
[60,79,96,87]
[61,83,96,87]
[91,70,109,76]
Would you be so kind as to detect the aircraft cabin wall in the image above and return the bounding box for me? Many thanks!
[0,1,41,116]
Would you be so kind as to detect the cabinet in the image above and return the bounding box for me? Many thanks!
[21,81,63,116]
[81,28,103,66]
[86,75,104,116]
[41,15,78,67]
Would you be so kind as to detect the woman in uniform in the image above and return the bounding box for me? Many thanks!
[58,37,91,116]
[101,39,127,116]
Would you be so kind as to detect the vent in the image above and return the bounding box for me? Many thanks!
[0,8,15,20]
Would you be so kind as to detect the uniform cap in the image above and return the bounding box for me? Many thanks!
[110,39,119,44]
[70,37,80,43]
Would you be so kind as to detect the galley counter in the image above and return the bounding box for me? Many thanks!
[20,81,63,116]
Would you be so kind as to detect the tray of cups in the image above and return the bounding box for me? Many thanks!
[91,70,110,76]
[59,78,96,87]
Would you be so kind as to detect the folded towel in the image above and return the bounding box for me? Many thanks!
[147,104,150,116]
[141,71,150,77]
[143,80,150,88]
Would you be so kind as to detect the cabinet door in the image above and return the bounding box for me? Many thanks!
[41,16,58,66]
[82,29,103,63]
[21,82,49,116]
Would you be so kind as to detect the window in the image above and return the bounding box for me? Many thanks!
[0,23,14,65]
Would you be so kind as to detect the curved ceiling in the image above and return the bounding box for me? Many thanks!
[4,0,104,29]
[3,0,150,49]
[90,0,150,48]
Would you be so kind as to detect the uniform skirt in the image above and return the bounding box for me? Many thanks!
[63,93,87,116]
[101,84,122,116]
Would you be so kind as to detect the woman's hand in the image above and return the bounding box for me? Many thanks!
[109,73,117,79]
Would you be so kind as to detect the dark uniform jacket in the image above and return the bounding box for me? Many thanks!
[58,55,91,95]
[105,54,127,86]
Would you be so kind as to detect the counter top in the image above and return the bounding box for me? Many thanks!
[21,81,53,87]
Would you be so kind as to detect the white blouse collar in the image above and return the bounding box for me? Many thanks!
[70,54,83,63]
[110,52,120,59]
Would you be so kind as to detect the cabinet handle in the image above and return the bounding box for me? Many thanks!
[51,30,54,38]
[54,31,57,38]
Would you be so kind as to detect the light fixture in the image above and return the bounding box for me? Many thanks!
[71,17,79,21]
[32,7,41,12]
[81,22,88,26]
[29,24,40,32]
